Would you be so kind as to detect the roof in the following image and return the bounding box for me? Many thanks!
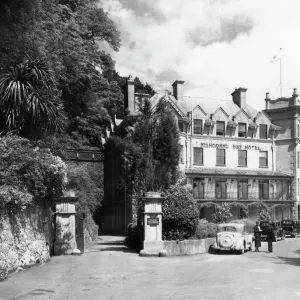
[177,97,259,120]
[185,168,293,178]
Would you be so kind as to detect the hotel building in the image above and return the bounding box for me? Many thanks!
[101,77,299,234]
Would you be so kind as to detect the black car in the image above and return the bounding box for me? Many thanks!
[281,219,300,238]
[260,220,285,242]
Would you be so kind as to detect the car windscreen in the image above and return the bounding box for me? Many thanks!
[219,226,237,232]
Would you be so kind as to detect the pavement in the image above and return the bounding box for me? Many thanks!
[1,235,300,300]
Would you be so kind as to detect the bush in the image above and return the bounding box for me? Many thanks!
[126,223,143,251]
[162,184,199,240]
[212,203,233,224]
[230,219,256,233]
[0,135,66,211]
[191,223,217,239]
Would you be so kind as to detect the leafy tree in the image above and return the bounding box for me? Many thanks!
[212,203,233,224]
[162,184,199,240]
[0,57,66,137]
[0,135,67,212]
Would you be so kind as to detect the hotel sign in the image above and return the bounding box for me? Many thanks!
[198,141,265,151]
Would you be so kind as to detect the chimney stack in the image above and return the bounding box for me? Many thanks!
[172,80,184,101]
[231,88,247,109]
[293,88,299,106]
[127,75,135,112]
[265,92,270,109]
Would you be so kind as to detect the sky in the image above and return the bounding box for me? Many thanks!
[99,0,300,111]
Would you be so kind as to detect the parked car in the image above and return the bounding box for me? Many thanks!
[259,220,285,242]
[281,219,300,237]
[210,223,254,254]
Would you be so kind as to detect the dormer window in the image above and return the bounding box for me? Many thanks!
[178,122,184,132]
[259,124,268,139]
[194,119,202,134]
[238,123,247,137]
[216,121,225,136]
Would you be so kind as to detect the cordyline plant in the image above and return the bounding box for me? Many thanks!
[0,56,66,136]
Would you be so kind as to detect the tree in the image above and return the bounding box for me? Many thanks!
[0,57,66,137]
[162,184,199,240]
[212,203,233,224]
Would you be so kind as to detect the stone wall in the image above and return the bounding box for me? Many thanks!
[0,204,52,275]
[163,238,215,256]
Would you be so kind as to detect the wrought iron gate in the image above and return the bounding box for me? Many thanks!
[76,213,85,253]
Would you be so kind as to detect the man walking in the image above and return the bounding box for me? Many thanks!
[254,221,262,252]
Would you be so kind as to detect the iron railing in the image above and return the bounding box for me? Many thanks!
[59,148,104,162]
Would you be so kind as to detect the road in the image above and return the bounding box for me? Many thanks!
[1,235,300,300]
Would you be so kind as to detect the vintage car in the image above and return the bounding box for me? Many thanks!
[281,219,300,237]
[259,220,285,242]
[210,223,254,254]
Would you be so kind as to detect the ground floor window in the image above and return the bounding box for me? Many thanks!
[259,180,269,200]
[193,178,204,199]
[216,180,227,199]
[238,180,248,199]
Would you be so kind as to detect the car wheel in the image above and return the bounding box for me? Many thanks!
[249,243,253,251]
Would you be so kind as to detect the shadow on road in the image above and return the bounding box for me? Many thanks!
[97,241,125,246]
[273,256,300,266]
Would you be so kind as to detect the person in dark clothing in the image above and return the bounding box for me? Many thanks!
[267,225,273,253]
[254,221,262,252]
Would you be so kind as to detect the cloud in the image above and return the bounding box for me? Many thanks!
[99,0,300,111]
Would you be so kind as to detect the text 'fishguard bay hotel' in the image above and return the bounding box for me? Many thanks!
[170,81,299,221]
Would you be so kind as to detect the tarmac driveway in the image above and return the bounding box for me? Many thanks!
[1,235,300,300]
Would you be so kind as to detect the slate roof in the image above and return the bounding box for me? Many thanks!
[177,97,259,120]
[149,93,259,120]
[185,168,293,178]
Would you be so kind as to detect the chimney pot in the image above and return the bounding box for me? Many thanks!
[293,88,298,96]
[265,92,270,110]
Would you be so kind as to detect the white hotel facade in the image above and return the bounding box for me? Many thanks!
[148,80,298,221]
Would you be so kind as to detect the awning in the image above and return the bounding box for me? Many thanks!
[248,122,258,129]
[205,119,215,125]
[270,123,282,131]
[227,120,237,128]
[185,168,293,180]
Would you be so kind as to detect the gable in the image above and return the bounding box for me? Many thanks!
[256,112,272,125]
[234,109,251,123]
[211,107,229,121]
[193,105,207,119]
[164,95,185,117]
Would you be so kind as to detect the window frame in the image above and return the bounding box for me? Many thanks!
[238,150,247,166]
[193,178,205,199]
[216,148,226,166]
[259,180,269,200]
[193,119,202,135]
[238,123,247,138]
[259,124,268,139]
[215,180,227,199]
[193,147,203,165]
[259,151,268,167]
[216,121,225,136]
[238,180,248,199]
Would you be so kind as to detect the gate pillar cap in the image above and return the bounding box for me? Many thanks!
[56,196,79,203]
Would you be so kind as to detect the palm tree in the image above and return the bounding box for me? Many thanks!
[0,56,66,135]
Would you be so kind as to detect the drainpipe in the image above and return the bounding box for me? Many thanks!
[271,136,275,172]
[190,110,193,168]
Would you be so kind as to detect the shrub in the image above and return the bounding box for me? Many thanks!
[212,203,233,224]
[191,223,218,239]
[0,135,66,211]
[162,184,199,240]
[230,218,256,233]
[126,223,143,251]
